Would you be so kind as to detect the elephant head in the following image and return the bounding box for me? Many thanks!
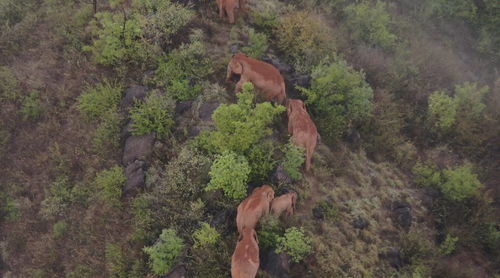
[236,185,275,233]
[271,191,298,217]
[226,53,246,82]
[287,98,306,118]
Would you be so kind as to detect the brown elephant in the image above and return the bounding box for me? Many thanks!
[226,53,287,104]
[236,185,275,234]
[231,227,259,278]
[217,0,245,24]
[287,99,318,171]
[270,192,297,217]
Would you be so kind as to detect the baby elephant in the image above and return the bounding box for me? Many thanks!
[226,53,287,104]
[217,0,245,24]
[231,227,259,278]
[287,99,318,171]
[271,192,297,217]
[236,185,275,234]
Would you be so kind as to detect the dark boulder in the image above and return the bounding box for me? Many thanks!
[379,247,402,269]
[198,102,220,121]
[271,164,292,185]
[122,134,155,165]
[352,216,369,230]
[175,100,193,116]
[263,56,292,73]
[261,249,291,278]
[391,200,412,230]
[124,160,145,194]
[210,209,236,235]
[120,85,147,110]
[163,265,188,278]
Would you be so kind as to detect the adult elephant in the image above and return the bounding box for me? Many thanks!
[231,227,259,278]
[287,99,318,171]
[226,53,287,104]
[236,185,275,234]
[270,192,297,217]
[217,0,245,24]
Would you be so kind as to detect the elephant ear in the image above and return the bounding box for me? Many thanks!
[230,58,244,74]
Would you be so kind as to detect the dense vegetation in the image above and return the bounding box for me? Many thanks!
[0,0,498,277]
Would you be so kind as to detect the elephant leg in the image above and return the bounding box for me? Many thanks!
[239,0,246,11]
[227,8,235,24]
[217,0,224,18]
[235,77,249,93]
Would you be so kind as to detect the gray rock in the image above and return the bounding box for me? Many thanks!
[263,56,292,73]
[120,85,147,110]
[163,265,188,278]
[124,160,145,194]
[122,134,155,165]
[391,200,412,230]
[175,100,193,116]
[272,164,292,185]
[352,216,369,229]
[379,247,402,269]
[198,102,220,121]
[262,250,291,278]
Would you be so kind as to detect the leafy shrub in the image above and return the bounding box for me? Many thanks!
[95,166,126,206]
[84,11,147,67]
[276,227,312,263]
[155,31,213,100]
[20,90,43,120]
[412,162,443,188]
[249,0,282,31]
[441,162,482,201]
[428,91,457,130]
[77,81,122,121]
[344,1,397,49]
[0,66,20,101]
[52,220,67,239]
[40,176,90,219]
[453,82,488,132]
[282,141,305,180]
[314,200,339,221]
[440,234,459,255]
[206,151,250,200]
[300,58,373,143]
[198,83,285,154]
[193,222,220,248]
[92,110,123,155]
[257,215,283,251]
[143,228,184,275]
[242,29,269,59]
[246,141,276,183]
[276,11,334,72]
[129,91,175,137]
[105,243,127,278]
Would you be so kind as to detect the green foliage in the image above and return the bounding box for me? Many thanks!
[84,11,147,67]
[193,222,220,248]
[258,216,283,251]
[246,141,276,183]
[453,82,488,129]
[95,166,126,207]
[155,31,213,100]
[412,162,443,188]
[242,29,269,59]
[133,0,194,47]
[198,84,285,154]
[344,1,397,49]
[92,110,123,155]
[206,151,250,200]
[300,58,373,143]
[0,66,21,101]
[276,227,312,263]
[400,232,435,267]
[52,220,68,239]
[440,234,459,255]
[143,228,184,275]
[77,81,122,121]
[315,200,339,221]
[441,162,482,201]
[129,91,175,137]
[105,243,127,278]
[0,193,20,222]
[282,141,305,181]
[249,0,281,31]
[40,176,91,219]
[20,90,43,121]
[276,11,334,72]
[428,91,457,130]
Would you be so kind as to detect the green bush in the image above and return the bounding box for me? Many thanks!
[155,31,213,100]
[20,90,43,120]
[257,216,283,251]
[276,227,312,263]
[428,90,457,130]
[193,222,220,248]
[344,1,397,49]
[453,82,488,131]
[105,243,128,278]
[129,91,175,137]
[95,165,126,206]
[440,234,459,255]
[77,81,122,121]
[52,220,68,239]
[249,0,282,31]
[276,11,334,72]
[246,141,276,183]
[441,162,482,201]
[242,29,269,59]
[412,162,443,188]
[300,58,373,143]
[92,110,123,155]
[282,141,305,181]
[143,228,184,275]
[206,151,250,200]
[0,66,21,101]
[40,176,91,219]
[198,83,285,154]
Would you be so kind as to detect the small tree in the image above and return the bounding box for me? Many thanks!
[95,165,126,206]
[143,229,184,275]
[206,151,250,200]
[192,222,220,248]
[427,90,457,130]
[78,81,122,121]
[242,29,269,59]
[441,162,482,201]
[276,227,312,263]
[129,91,175,137]
[282,141,305,181]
